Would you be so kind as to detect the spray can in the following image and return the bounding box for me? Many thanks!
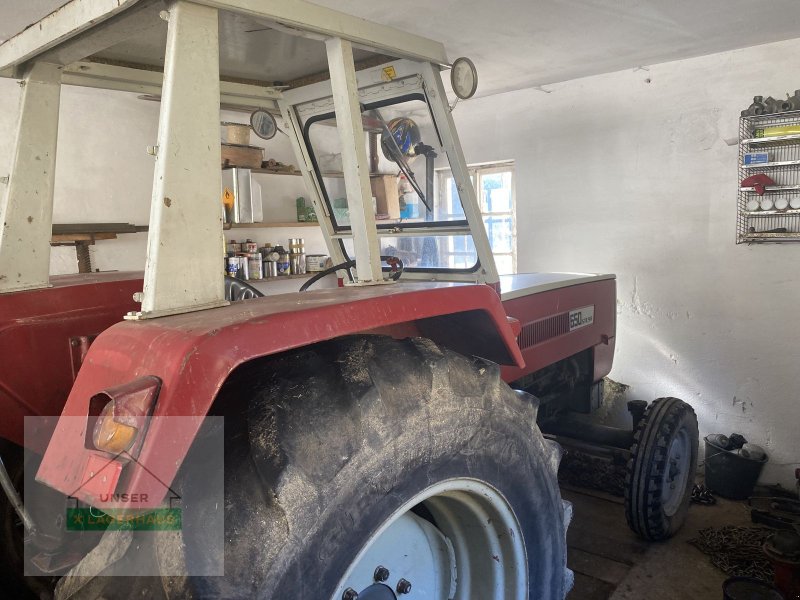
[226,256,240,278]
[274,245,290,276]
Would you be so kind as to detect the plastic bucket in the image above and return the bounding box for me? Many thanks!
[705,436,768,500]
[723,576,785,599]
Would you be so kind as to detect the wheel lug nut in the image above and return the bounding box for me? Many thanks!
[374,565,390,582]
[396,578,412,594]
[342,588,358,600]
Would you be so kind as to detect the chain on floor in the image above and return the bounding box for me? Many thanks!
[689,525,774,582]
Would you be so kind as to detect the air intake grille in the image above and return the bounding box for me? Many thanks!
[518,313,570,349]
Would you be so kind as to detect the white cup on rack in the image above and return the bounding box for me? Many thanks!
[775,197,790,210]
[746,199,761,211]
[759,197,775,211]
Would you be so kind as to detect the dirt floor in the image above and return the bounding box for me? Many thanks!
[563,484,756,599]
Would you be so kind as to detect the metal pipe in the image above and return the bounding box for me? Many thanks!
[540,414,634,450]
[0,455,36,534]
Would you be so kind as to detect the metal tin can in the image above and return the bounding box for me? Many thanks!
[306,254,330,272]
[290,254,306,275]
[244,239,259,254]
[226,239,242,253]
[248,254,263,280]
[264,260,278,278]
[277,254,290,276]
[236,254,249,280]
[226,256,240,277]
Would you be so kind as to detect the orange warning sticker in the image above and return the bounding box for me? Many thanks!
[222,187,234,207]
[381,66,397,82]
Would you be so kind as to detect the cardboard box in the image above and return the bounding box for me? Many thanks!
[370,174,400,219]
[221,143,263,169]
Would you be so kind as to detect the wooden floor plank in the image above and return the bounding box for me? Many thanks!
[568,571,617,600]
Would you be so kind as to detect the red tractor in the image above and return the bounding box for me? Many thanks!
[0,1,698,598]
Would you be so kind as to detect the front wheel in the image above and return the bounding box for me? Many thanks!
[625,397,699,541]
[184,335,573,599]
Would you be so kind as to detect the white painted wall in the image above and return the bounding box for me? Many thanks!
[0,80,328,292]
[454,37,800,487]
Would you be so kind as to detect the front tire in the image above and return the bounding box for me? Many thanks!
[188,335,573,599]
[624,397,699,541]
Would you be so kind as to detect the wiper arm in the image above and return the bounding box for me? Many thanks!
[367,108,433,212]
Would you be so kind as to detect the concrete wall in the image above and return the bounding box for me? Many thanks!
[454,38,800,487]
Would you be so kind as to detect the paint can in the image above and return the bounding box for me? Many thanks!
[248,253,263,280]
[306,255,331,272]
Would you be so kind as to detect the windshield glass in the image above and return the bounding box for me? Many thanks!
[303,95,479,272]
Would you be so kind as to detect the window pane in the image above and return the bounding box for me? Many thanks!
[483,214,513,254]
[495,255,513,275]
[480,171,513,213]
[304,97,472,229]
[342,234,477,270]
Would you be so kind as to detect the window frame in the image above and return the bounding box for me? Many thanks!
[436,161,517,274]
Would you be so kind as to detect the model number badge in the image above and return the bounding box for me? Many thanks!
[569,306,595,331]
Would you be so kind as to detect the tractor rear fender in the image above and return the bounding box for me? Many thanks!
[36,283,523,508]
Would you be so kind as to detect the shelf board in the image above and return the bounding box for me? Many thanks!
[740,185,800,193]
[250,168,346,178]
[226,222,319,228]
[742,159,800,169]
[249,273,312,282]
[741,232,800,240]
[742,133,800,145]
[743,208,800,216]
[251,168,302,176]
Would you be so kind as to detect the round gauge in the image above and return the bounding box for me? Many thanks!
[450,57,478,100]
[250,109,278,140]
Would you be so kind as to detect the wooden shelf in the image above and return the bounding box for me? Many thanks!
[250,168,345,178]
[226,221,319,229]
[250,273,312,282]
[251,168,302,176]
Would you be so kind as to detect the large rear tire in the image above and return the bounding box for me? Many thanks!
[184,335,573,599]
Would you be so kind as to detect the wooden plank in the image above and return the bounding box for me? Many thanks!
[568,548,631,586]
[51,232,116,243]
[564,488,649,566]
[569,571,616,600]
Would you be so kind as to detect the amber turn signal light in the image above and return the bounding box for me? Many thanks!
[89,376,161,456]
[92,401,138,454]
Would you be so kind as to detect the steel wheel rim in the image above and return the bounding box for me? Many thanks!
[332,478,527,600]
[662,428,691,516]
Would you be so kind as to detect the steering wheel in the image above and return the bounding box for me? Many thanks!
[224,275,265,301]
[300,256,404,292]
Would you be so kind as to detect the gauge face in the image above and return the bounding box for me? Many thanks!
[250,109,277,140]
[451,57,478,99]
